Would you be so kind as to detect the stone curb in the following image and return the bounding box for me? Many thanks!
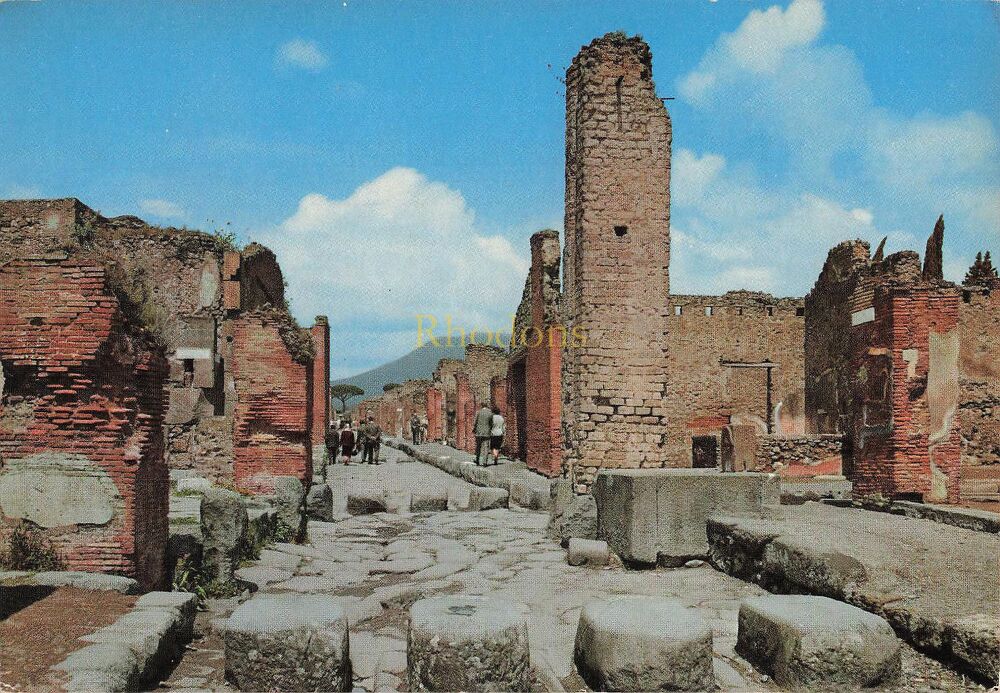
[707,515,998,683]
[52,591,198,692]
[0,570,139,594]
[822,498,1000,534]
[386,438,552,510]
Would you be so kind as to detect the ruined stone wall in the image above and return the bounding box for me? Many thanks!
[0,255,168,589]
[959,285,1000,470]
[562,33,672,487]
[848,253,962,503]
[231,310,313,494]
[238,243,286,311]
[433,358,464,444]
[462,344,507,405]
[398,379,431,441]
[805,240,872,434]
[310,317,331,452]
[665,291,805,467]
[753,435,843,476]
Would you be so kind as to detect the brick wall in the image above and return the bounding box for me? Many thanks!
[665,291,805,467]
[848,260,962,503]
[426,386,443,441]
[506,229,563,477]
[231,309,313,494]
[0,255,168,590]
[562,33,672,487]
[310,317,331,449]
[455,373,474,454]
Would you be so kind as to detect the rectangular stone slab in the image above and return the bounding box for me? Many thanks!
[593,468,778,565]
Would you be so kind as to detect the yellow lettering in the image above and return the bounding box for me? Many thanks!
[415,314,440,347]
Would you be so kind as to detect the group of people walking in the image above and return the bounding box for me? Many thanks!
[329,400,506,468]
[474,403,505,466]
[327,416,383,465]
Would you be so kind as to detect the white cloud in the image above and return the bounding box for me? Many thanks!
[680,0,824,103]
[276,39,328,71]
[139,198,185,219]
[725,0,824,73]
[673,0,998,296]
[265,167,529,342]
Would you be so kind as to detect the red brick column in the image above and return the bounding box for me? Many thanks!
[455,374,474,453]
[310,317,330,447]
[426,387,442,442]
[231,310,313,494]
[0,258,169,590]
[849,285,961,502]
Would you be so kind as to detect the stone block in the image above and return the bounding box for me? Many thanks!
[736,595,900,688]
[407,596,532,692]
[411,492,448,512]
[593,468,778,565]
[468,487,509,511]
[567,538,609,567]
[574,596,714,691]
[273,476,306,540]
[509,478,552,510]
[0,453,118,528]
[225,594,351,691]
[53,642,139,692]
[200,488,248,584]
[176,477,212,494]
[306,483,333,521]
[30,571,139,594]
[550,493,597,547]
[348,492,387,515]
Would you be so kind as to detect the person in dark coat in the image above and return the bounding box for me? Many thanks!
[339,422,356,465]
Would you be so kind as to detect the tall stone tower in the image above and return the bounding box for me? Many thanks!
[562,33,672,486]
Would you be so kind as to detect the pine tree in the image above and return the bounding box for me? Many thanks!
[964,251,999,286]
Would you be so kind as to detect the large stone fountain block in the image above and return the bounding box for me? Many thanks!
[593,468,779,565]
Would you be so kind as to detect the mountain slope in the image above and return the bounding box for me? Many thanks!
[332,343,466,401]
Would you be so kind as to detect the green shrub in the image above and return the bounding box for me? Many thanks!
[0,522,65,571]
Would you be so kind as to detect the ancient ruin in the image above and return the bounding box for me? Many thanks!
[1,20,997,693]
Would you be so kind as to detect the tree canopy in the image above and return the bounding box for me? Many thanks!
[330,383,364,412]
[964,251,998,286]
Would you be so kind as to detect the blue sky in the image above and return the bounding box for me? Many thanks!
[2,0,997,378]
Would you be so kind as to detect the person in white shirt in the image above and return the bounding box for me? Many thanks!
[489,406,506,466]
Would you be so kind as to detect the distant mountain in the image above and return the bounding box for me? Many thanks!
[332,343,466,402]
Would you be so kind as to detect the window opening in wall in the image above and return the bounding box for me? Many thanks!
[766,306,775,317]
[615,75,624,129]
[614,225,628,238]
[183,359,194,388]
[674,305,683,316]
[705,306,714,316]
[735,306,744,316]
[796,306,805,317]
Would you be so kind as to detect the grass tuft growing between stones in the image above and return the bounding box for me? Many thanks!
[0,521,66,571]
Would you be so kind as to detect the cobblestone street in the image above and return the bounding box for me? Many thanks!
[161,447,986,692]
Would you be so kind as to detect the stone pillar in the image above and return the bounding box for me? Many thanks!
[562,33,672,488]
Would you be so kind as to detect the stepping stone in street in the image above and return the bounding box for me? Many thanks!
[407,596,532,692]
[224,594,351,691]
[574,595,714,692]
[736,595,901,688]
